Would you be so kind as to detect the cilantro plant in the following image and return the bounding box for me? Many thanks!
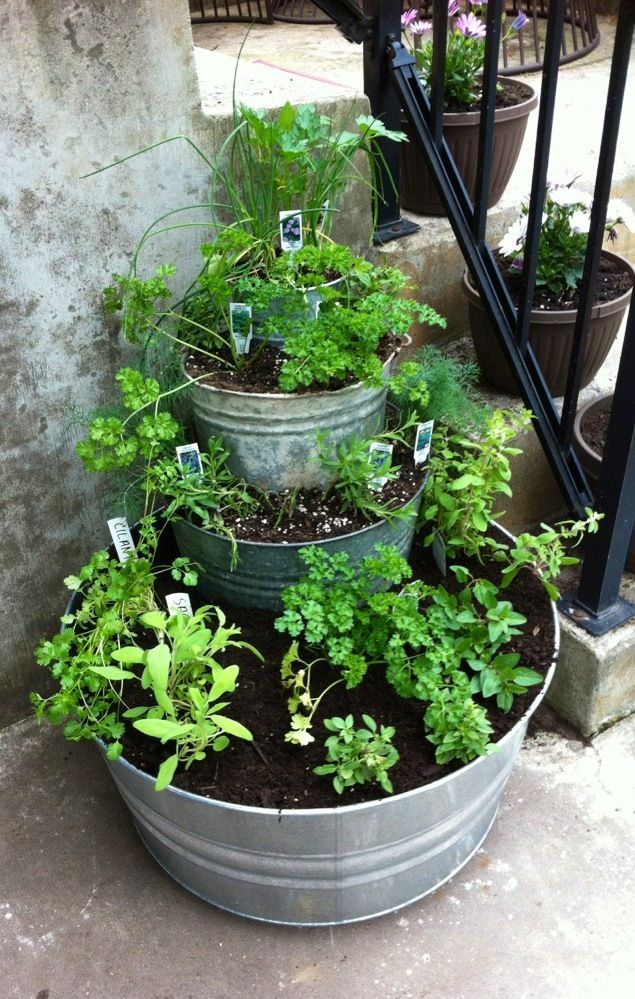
[314,714,399,795]
[31,519,199,761]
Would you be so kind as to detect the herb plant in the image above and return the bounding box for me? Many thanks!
[276,545,540,766]
[314,715,399,795]
[114,606,260,790]
[31,520,198,759]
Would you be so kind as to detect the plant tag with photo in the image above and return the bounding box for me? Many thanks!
[414,420,434,466]
[175,442,203,476]
[229,302,253,355]
[107,517,135,563]
[368,441,393,490]
[279,210,303,252]
[431,530,447,576]
[165,592,194,618]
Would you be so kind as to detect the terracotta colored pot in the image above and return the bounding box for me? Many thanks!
[400,80,537,217]
[573,393,635,572]
[462,251,635,397]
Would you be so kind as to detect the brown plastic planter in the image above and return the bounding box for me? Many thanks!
[573,393,635,572]
[400,80,537,217]
[462,251,635,397]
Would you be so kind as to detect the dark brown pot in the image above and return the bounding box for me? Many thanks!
[462,250,635,397]
[400,80,537,217]
[573,393,635,572]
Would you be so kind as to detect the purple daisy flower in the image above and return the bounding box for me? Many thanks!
[511,12,528,31]
[455,12,487,39]
[401,9,419,29]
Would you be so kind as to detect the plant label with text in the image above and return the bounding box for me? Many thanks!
[368,442,393,490]
[175,442,203,476]
[279,210,303,252]
[414,420,434,466]
[107,517,135,563]
[229,302,253,355]
[165,592,194,617]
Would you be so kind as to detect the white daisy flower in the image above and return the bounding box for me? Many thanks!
[548,186,591,210]
[569,209,591,234]
[498,216,527,257]
[607,198,635,230]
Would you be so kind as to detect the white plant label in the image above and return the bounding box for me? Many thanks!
[318,199,330,232]
[176,442,203,476]
[368,441,393,490]
[165,592,194,618]
[414,420,434,466]
[279,210,303,252]
[107,517,135,563]
[229,302,253,355]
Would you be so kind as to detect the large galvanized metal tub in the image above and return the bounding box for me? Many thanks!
[187,355,396,493]
[99,607,558,926]
[171,480,425,611]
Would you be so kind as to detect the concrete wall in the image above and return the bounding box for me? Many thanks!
[0,2,371,726]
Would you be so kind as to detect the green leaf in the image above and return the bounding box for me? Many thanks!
[111,646,146,665]
[146,644,170,690]
[88,665,135,681]
[210,715,253,741]
[140,611,167,630]
[134,719,193,740]
[155,754,179,792]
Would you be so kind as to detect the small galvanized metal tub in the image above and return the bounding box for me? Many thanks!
[171,480,425,611]
[99,610,558,926]
[187,355,396,493]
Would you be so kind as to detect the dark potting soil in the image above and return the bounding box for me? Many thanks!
[446,79,533,115]
[494,249,633,312]
[185,333,402,395]
[580,396,612,456]
[221,444,424,544]
[119,530,555,810]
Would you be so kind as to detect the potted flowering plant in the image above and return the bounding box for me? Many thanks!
[463,179,635,394]
[400,2,537,215]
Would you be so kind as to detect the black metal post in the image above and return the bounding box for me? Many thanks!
[516,0,566,354]
[361,0,420,244]
[559,296,635,635]
[559,0,635,451]
[472,0,504,246]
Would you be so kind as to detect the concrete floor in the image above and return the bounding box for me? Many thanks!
[1,711,634,998]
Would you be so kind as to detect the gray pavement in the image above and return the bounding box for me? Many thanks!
[1,711,634,999]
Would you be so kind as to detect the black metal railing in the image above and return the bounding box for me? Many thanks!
[314,0,635,634]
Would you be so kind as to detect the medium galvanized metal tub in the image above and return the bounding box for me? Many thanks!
[171,481,425,611]
[99,606,558,926]
[188,355,396,493]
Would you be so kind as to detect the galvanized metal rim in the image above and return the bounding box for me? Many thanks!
[174,477,426,551]
[184,352,397,402]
